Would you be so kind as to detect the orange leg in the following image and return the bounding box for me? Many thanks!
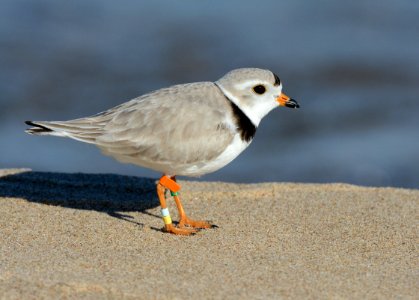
[156,180,197,235]
[170,176,213,229]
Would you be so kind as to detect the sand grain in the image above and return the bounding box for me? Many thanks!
[0,169,417,299]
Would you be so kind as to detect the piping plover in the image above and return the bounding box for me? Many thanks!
[25,68,299,235]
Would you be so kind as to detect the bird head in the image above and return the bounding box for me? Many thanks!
[215,68,299,126]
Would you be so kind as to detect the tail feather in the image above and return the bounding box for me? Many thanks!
[25,121,55,135]
[24,120,103,143]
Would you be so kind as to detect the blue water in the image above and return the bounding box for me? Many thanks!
[1,0,418,188]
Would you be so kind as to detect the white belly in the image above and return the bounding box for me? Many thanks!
[179,134,251,176]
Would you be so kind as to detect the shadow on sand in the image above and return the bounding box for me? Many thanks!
[0,171,160,227]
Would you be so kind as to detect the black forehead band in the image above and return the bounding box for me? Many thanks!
[273,73,281,86]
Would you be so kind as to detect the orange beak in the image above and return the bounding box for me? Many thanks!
[277,93,299,109]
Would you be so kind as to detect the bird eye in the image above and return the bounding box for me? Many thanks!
[252,85,266,95]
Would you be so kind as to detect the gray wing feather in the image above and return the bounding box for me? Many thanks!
[41,82,235,173]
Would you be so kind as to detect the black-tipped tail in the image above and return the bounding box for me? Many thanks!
[25,121,53,135]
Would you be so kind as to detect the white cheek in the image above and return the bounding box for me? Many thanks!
[272,85,283,96]
[217,81,281,126]
[252,88,283,120]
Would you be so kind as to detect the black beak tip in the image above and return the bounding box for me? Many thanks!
[285,99,300,109]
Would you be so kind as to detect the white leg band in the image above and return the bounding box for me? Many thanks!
[161,208,170,217]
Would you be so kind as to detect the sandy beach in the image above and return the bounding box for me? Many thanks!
[0,168,417,299]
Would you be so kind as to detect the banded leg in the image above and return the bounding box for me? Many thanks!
[156,178,197,235]
[170,176,213,229]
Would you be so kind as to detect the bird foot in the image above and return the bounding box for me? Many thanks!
[179,217,215,229]
[164,223,198,235]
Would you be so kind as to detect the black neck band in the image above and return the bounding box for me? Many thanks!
[214,83,256,142]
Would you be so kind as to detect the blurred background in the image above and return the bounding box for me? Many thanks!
[1,0,418,188]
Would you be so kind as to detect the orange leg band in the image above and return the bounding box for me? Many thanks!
[159,175,181,192]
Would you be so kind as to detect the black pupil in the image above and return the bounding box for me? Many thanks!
[253,85,266,94]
